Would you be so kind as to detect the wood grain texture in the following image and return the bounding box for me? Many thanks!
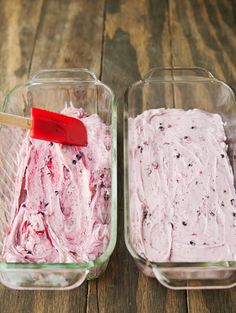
[187,289,236,313]
[170,0,236,89]
[30,0,106,77]
[0,0,43,91]
[169,1,236,312]
[232,0,236,24]
[98,1,187,313]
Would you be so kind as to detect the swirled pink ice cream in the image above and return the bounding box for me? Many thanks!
[3,107,112,263]
[129,108,236,262]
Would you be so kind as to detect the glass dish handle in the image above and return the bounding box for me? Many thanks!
[29,68,98,82]
[152,266,236,290]
[0,269,89,290]
[143,67,215,82]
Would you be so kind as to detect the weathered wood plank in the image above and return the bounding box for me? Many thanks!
[32,288,88,313]
[30,0,105,77]
[98,1,187,313]
[170,0,236,89]
[0,0,43,92]
[169,1,236,312]
[232,0,236,23]
[187,289,236,313]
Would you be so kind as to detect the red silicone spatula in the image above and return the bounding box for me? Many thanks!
[0,107,87,146]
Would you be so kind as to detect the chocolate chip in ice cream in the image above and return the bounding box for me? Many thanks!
[76,153,82,160]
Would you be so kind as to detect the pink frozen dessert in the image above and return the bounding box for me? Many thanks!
[3,107,112,263]
[129,108,236,262]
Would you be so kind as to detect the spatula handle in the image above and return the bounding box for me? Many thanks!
[0,112,32,129]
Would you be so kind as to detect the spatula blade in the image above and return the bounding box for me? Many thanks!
[31,108,87,146]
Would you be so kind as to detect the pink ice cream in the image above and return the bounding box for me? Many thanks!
[129,108,236,262]
[3,107,112,263]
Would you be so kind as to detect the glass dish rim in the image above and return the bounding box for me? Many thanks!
[124,66,236,270]
[0,69,117,271]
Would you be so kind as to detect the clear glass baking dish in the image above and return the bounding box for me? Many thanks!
[0,68,117,290]
[124,67,236,289]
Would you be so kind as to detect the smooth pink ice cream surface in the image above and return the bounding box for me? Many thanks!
[129,108,236,262]
[3,107,112,263]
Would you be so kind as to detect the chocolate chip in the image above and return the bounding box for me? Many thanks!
[203,242,207,245]
[191,126,195,129]
[221,154,225,158]
[49,142,53,146]
[221,201,225,207]
[170,222,174,229]
[146,168,152,175]
[159,126,164,131]
[224,190,227,193]
[104,191,110,201]
[137,145,143,153]
[44,203,49,207]
[76,154,82,160]
[39,211,45,216]
[100,173,104,178]
[233,212,236,217]
[184,136,188,139]
[26,251,32,255]
[72,160,77,164]
[182,221,187,226]
[143,210,148,220]
[231,199,235,205]
[176,153,181,159]
[152,162,159,169]
[210,211,215,216]
[190,241,196,246]
[188,163,193,167]
[69,251,77,256]
[195,181,198,185]
[55,191,59,195]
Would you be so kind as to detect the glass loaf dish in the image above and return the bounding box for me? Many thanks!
[0,69,117,290]
[124,67,236,289]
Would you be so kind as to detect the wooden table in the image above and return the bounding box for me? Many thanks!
[0,0,236,312]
